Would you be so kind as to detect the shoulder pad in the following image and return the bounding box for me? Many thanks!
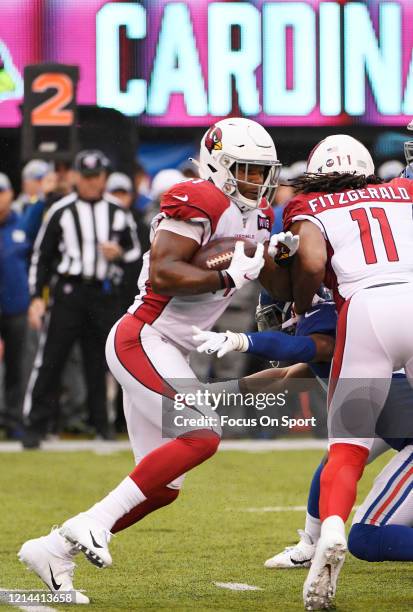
[161,179,230,234]
[283,194,315,230]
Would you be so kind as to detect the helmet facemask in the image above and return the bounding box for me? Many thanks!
[404,140,413,169]
[256,300,297,335]
[219,155,281,210]
[255,300,297,368]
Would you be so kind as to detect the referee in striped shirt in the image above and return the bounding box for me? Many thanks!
[22,150,141,448]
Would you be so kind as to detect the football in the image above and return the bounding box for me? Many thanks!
[190,237,258,271]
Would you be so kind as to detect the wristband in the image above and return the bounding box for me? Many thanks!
[218,270,235,296]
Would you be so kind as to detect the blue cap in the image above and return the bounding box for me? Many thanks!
[22,159,52,181]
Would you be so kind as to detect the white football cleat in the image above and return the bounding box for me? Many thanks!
[18,529,89,604]
[60,513,112,569]
[265,530,315,569]
[303,518,347,610]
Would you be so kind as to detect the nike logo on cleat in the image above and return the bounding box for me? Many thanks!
[49,564,61,590]
[89,530,103,549]
[291,557,313,565]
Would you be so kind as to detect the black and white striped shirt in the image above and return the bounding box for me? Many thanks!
[29,192,141,297]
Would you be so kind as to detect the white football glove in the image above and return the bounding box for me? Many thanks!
[268,231,299,262]
[226,241,265,289]
[192,326,249,358]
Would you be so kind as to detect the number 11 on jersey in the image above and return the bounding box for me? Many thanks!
[350,207,399,265]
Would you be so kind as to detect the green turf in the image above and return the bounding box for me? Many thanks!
[1,448,412,610]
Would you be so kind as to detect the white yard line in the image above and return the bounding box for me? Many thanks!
[228,505,359,513]
[213,582,263,591]
[220,439,327,452]
[0,438,326,454]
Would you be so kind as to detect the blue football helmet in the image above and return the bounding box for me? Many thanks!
[255,291,297,335]
[400,164,413,179]
[402,119,413,177]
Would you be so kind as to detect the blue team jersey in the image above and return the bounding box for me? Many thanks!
[0,211,30,315]
[296,301,337,337]
[296,301,337,380]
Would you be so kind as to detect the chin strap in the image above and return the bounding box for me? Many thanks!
[233,194,271,213]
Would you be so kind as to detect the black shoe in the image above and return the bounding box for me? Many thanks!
[21,431,42,449]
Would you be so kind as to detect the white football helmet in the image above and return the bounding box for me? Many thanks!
[307,134,375,176]
[198,118,281,211]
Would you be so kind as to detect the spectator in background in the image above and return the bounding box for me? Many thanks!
[106,172,149,306]
[13,159,53,214]
[19,160,76,247]
[19,171,58,246]
[132,161,151,212]
[106,172,134,209]
[377,159,404,181]
[143,168,185,227]
[22,150,141,448]
[0,172,30,438]
[54,161,75,199]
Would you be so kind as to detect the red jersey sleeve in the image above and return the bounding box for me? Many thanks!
[388,177,413,201]
[283,194,316,230]
[161,179,230,236]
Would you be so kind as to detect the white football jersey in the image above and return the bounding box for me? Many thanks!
[284,178,413,302]
[128,179,273,351]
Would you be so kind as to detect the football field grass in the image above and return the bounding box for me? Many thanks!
[1,447,412,611]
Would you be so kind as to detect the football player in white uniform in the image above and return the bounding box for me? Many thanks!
[282,134,413,609]
[193,134,413,608]
[18,118,298,602]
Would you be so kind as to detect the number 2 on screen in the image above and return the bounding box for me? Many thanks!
[31,73,74,127]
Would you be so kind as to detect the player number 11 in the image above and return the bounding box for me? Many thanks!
[350,207,399,265]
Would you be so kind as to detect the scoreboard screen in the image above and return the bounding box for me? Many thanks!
[1,0,413,127]
[22,64,78,160]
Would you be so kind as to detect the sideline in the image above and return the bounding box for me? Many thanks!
[0,438,327,454]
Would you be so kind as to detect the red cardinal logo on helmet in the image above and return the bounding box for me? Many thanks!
[205,126,223,153]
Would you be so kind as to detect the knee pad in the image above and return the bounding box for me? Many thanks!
[348,523,380,561]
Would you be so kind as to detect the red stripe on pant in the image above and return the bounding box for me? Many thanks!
[328,297,351,408]
[114,314,176,399]
[114,314,220,501]
[321,297,368,522]
[370,466,413,525]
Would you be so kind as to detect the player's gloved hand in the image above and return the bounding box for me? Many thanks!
[268,231,299,265]
[225,241,265,289]
[192,326,249,358]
